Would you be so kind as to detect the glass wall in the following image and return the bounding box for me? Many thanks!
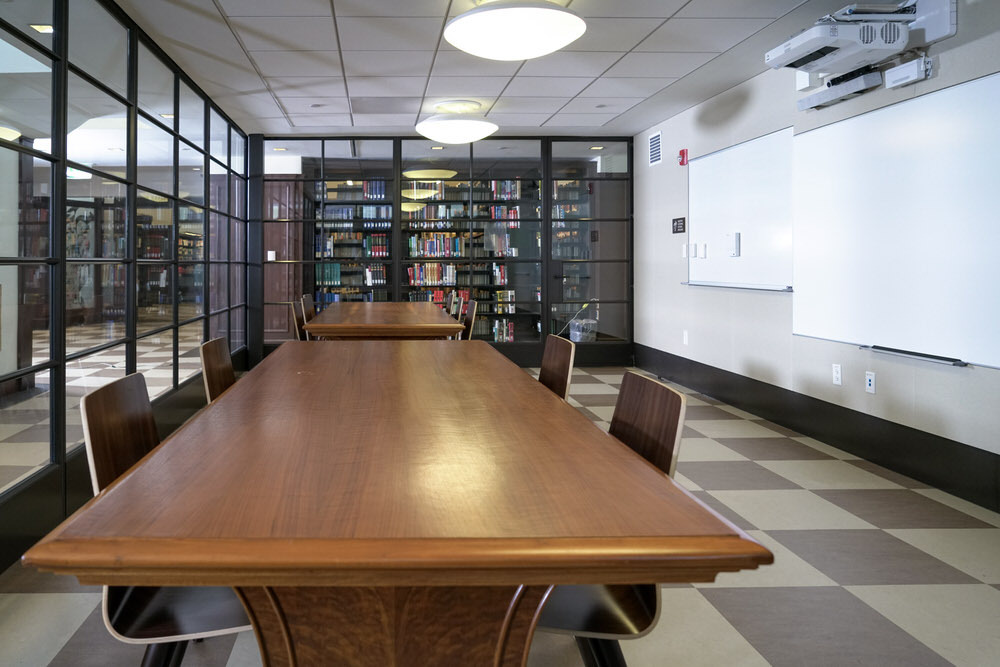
[0,0,248,497]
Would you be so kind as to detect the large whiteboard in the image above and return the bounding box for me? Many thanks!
[688,128,793,290]
[793,72,1000,368]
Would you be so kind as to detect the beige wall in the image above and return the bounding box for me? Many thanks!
[634,1,1000,455]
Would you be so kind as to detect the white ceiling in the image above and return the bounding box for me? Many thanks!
[112,0,851,137]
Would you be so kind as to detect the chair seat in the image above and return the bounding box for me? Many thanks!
[107,586,251,641]
[537,584,659,639]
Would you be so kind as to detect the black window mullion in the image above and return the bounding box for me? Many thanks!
[50,0,68,496]
[125,21,138,376]
[172,73,180,390]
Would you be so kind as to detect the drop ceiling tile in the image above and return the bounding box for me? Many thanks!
[425,77,512,97]
[567,0,687,18]
[491,97,569,114]
[334,0,450,16]
[336,17,443,51]
[213,91,285,117]
[578,77,676,97]
[347,77,427,97]
[249,50,341,77]
[638,18,771,52]
[289,114,353,127]
[219,0,331,16]
[518,51,623,77]
[351,113,418,126]
[484,113,552,127]
[350,97,422,114]
[265,76,346,97]
[279,97,351,114]
[254,117,295,133]
[430,51,522,77]
[544,113,619,127]
[341,51,435,77]
[565,18,662,52]
[559,97,644,114]
[503,77,594,97]
[676,0,807,19]
[604,51,716,78]
[230,16,337,51]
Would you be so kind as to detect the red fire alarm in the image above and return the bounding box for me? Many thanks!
[678,149,688,166]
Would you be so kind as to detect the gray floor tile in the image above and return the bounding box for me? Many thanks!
[700,587,951,667]
[565,375,603,384]
[715,437,834,461]
[0,563,100,595]
[815,490,994,529]
[568,393,619,407]
[684,405,743,421]
[767,530,979,585]
[676,461,802,491]
[747,419,801,437]
[689,393,723,405]
[0,465,37,489]
[690,491,757,530]
[682,425,701,438]
[846,460,931,489]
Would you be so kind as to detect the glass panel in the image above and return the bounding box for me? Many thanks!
[557,261,629,302]
[65,344,126,452]
[230,218,245,262]
[231,128,245,174]
[230,263,245,306]
[471,221,541,259]
[177,263,203,320]
[0,148,50,258]
[179,81,203,148]
[136,329,173,400]
[67,73,127,174]
[0,370,50,495]
[209,166,228,213]
[66,263,126,352]
[552,220,628,260]
[137,42,174,127]
[264,262,304,303]
[208,213,227,261]
[209,263,227,312]
[177,320,203,386]
[65,178,126,259]
[209,108,227,165]
[68,0,127,97]
[472,140,541,179]
[231,306,246,350]
[0,1,53,50]
[324,139,393,179]
[263,302,294,343]
[551,302,628,343]
[137,263,172,333]
[230,176,246,219]
[318,223,390,260]
[136,191,172,260]
[552,141,629,178]
[178,205,204,261]
[263,180,320,221]
[209,311,228,344]
[552,180,628,220]
[0,31,52,151]
[178,147,204,205]
[0,263,49,373]
[264,139,321,178]
[402,140,469,175]
[263,222,305,261]
[137,119,174,194]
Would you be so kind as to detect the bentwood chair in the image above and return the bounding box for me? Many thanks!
[453,296,464,319]
[80,373,251,667]
[537,371,687,667]
[291,301,308,341]
[537,334,576,400]
[445,290,456,314]
[460,299,477,340]
[199,337,235,403]
[301,293,317,321]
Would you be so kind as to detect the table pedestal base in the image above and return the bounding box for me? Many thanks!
[237,585,552,667]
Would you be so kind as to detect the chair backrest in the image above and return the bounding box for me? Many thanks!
[80,373,160,494]
[290,301,308,341]
[453,296,464,319]
[461,299,477,340]
[200,337,236,403]
[301,293,316,321]
[609,372,687,478]
[445,291,456,314]
[538,334,576,400]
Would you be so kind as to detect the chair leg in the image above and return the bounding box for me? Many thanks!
[140,641,188,667]
[575,637,628,667]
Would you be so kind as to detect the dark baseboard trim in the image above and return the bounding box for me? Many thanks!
[635,344,1000,513]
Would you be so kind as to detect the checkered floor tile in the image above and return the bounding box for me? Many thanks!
[2,366,999,666]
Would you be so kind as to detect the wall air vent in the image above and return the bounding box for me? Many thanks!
[882,22,901,44]
[648,131,662,166]
[860,23,876,44]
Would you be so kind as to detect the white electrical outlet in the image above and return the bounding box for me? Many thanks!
[865,371,876,394]
[682,330,689,346]
[832,364,842,386]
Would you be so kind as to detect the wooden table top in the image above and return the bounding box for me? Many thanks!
[24,341,771,587]
[303,301,465,339]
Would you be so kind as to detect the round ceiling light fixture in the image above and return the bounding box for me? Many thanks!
[402,169,459,179]
[415,114,498,144]
[444,1,586,61]
[400,202,427,213]
[401,187,440,200]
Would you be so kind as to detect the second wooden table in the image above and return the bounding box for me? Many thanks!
[303,301,465,339]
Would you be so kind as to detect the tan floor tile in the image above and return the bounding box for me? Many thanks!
[0,423,34,441]
[588,374,626,384]
[914,489,1000,528]
[526,631,580,667]
[847,584,1000,667]
[678,438,748,462]
[888,529,1000,583]
[586,405,615,421]
[226,631,263,667]
[757,460,902,490]
[565,383,618,395]
[716,405,760,420]
[696,531,837,589]
[708,490,877,530]
[687,420,786,439]
[791,436,860,460]
[0,441,51,466]
[0,593,101,667]
[673,472,703,491]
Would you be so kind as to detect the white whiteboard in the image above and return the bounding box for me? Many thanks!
[688,128,793,290]
[793,72,1000,368]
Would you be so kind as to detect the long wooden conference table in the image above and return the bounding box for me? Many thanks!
[24,341,772,666]
[303,301,465,339]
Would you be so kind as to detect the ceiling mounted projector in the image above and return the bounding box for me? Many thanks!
[444,1,586,61]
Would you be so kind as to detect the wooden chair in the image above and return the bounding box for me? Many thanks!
[291,301,308,341]
[301,293,316,321]
[460,299,477,340]
[536,371,687,667]
[537,334,576,400]
[444,291,456,314]
[80,373,251,667]
[199,337,235,403]
[453,295,464,319]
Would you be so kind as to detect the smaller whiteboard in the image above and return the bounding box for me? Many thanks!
[688,128,794,290]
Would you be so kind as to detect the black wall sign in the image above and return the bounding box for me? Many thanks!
[672,217,686,234]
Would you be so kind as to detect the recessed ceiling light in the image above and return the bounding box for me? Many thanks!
[273,147,287,151]
[430,146,445,150]
[590,146,604,150]
[402,169,458,179]
[192,167,201,171]
[346,180,353,186]
[444,1,586,61]
[30,24,54,34]
[415,114,499,144]
[434,99,482,114]
[160,113,174,119]
[0,126,21,142]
